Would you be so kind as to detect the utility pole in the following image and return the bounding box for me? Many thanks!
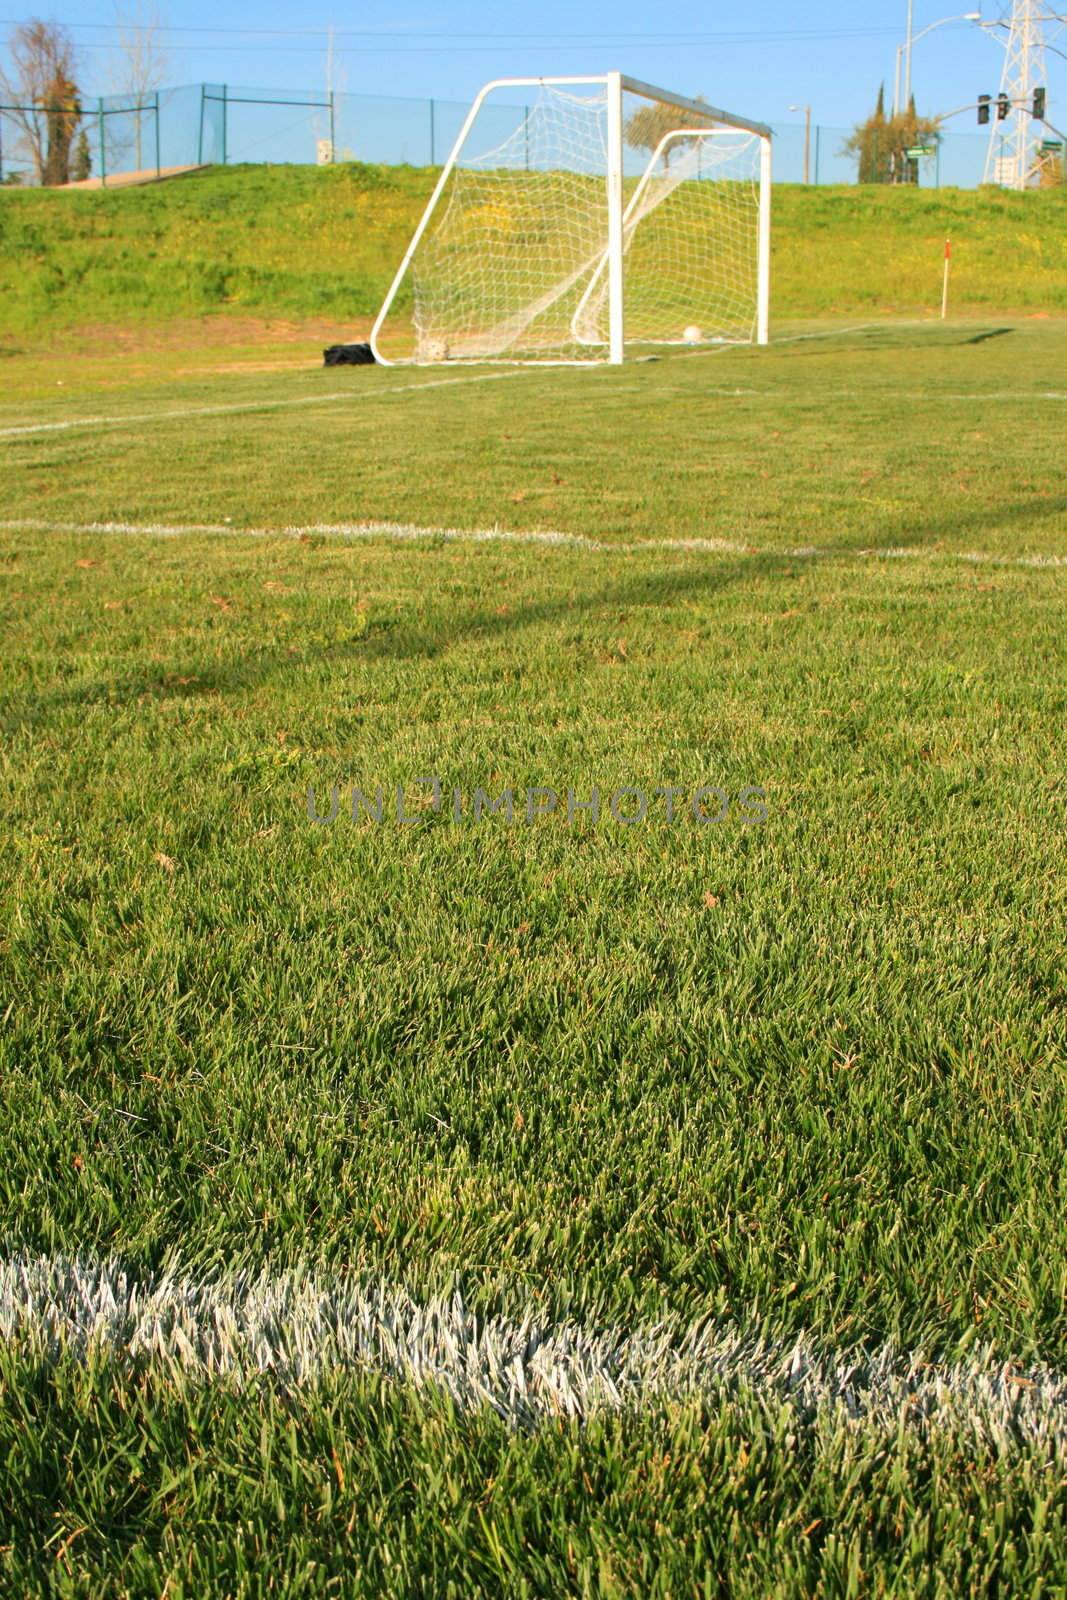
[789,104,812,182]
[983,0,1048,187]
[324,25,335,163]
[904,0,915,109]
[898,12,983,118]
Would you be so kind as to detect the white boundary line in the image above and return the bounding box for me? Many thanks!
[2,517,1065,569]
[766,321,909,346]
[2,377,1066,442]
[0,369,535,441]
[1,1254,1064,1446]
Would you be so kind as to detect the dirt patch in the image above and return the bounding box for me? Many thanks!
[2,316,383,398]
[34,316,372,356]
[184,359,323,375]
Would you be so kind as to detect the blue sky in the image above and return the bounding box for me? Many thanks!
[2,3,1060,133]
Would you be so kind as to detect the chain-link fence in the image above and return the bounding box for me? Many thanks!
[1,81,1000,189]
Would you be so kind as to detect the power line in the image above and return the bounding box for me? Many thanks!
[0,19,910,41]
[0,21,978,60]
[0,19,925,51]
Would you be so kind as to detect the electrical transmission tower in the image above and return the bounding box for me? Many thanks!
[983,1,1049,187]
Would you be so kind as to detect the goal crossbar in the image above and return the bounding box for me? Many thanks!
[370,73,772,366]
[616,75,772,141]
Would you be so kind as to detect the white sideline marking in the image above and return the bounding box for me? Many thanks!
[942,392,1067,402]
[0,369,533,440]
[1,1254,1064,1446]
[2,517,1065,569]
[0,515,744,557]
[959,550,1067,568]
[3,376,1065,443]
[770,322,900,346]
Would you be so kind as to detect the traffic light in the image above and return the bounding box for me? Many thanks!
[1033,87,1046,120]
[997,95,1010,120]
[978,94,991,125]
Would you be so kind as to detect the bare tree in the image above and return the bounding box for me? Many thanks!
[109,2,169,172]
[0,19,82,185]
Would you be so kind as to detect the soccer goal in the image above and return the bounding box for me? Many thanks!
[370,74,772,366]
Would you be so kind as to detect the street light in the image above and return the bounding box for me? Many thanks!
[897,12,983,117]
[788,103,812,183]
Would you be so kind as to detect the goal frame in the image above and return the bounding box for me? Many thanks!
[369,73,773,367]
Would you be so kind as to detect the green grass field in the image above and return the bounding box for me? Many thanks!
[1,172,1066,1594]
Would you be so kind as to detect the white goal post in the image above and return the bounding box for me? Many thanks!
[370,73,773,366]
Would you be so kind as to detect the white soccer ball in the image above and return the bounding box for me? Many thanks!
[683,325,703,345]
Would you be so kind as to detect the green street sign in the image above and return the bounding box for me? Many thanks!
[906,145,936,159]
[1040,139,1063,153]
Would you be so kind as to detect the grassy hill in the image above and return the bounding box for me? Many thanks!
[1,162,1066,337]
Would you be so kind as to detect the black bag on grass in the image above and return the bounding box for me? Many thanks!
[323,343,377,366]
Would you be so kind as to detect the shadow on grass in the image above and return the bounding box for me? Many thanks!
[769,325,1017,359]
[4,486,1065,732]
[963,328,1015,346]
[2,554,782,731]
[349,484,1067,663]
[799,490,1067,566]
[356,551,792,663]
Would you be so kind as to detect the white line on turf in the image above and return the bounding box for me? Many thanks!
[0,369,535,440]
[768,322,903,346]
[3,381,1065,442]
[2,517,1065,569]
[0,515,743,556]
[1,1254,1063,1446]
[942,393,1067,402]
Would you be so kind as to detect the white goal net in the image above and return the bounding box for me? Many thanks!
[371,74,772,366]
